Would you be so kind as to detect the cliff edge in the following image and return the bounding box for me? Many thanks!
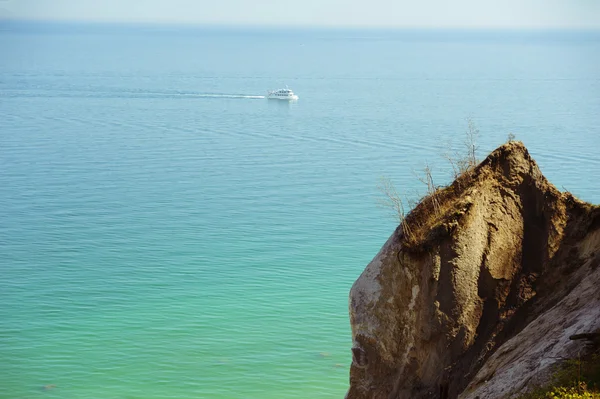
[347,142,600,399]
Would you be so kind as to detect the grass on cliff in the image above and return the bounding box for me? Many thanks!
[517,353,600,399]
[378,119,486,250]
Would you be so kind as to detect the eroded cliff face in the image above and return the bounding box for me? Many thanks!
[347,142,600,399]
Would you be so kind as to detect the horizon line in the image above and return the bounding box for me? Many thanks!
[1,18,600,32]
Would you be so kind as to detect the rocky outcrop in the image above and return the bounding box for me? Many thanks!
[346,142,600,399]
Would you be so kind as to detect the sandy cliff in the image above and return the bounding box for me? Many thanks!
[347,142,600,399]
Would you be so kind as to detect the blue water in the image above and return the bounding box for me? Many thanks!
[1,22,599,399]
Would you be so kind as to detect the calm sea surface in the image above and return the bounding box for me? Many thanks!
[1,22,599,399]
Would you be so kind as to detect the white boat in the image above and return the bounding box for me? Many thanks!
[267,88,298,100]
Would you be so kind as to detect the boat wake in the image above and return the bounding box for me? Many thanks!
[190,93,265,99]
[1,89,266,100]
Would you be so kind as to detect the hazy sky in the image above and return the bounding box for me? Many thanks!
[0,0,599,28]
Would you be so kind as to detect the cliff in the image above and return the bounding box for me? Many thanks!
[347,142,600,399]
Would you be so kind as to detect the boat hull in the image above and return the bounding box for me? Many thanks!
[267,94,298,101]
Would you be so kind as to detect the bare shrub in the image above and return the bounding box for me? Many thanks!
[415,163,440,215]
[444,118,480,180]
[466,118,479,167]
[376,120,485,247]
[377,177,413,239]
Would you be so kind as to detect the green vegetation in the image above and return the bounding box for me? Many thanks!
[517,354,600,399]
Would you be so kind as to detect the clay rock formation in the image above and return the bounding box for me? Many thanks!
[347,142,600,399]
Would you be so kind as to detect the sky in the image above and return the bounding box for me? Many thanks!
[0,0,598,29]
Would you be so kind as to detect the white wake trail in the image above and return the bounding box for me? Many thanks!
[190,94,265,99]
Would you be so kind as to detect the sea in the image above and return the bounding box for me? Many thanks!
[1,21,599,399]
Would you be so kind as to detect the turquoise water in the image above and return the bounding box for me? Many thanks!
[1,23,599,399]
